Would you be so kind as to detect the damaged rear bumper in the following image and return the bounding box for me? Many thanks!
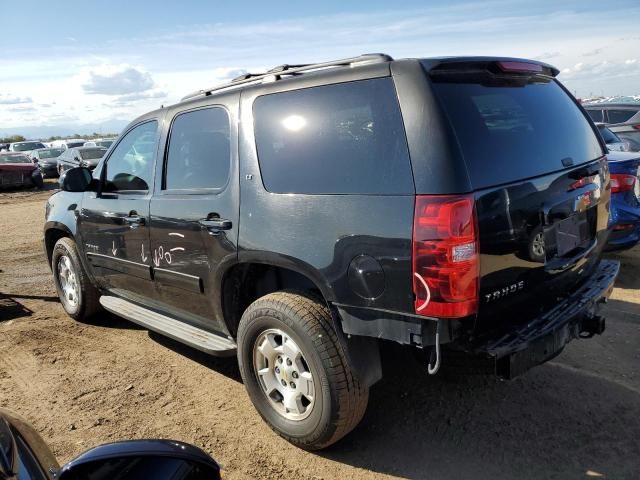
[465,259,620,379]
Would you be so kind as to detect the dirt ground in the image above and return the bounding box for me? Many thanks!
[0,183,639,480]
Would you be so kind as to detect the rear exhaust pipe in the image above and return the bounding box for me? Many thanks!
[580,314,606,337]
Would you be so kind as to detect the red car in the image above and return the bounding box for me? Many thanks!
[0,152,44,189]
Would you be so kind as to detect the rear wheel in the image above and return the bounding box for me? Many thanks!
[52,237,100,321]
[237,291,369,450]
[528,226,546,263]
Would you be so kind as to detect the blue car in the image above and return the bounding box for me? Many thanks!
[606,150,640,250]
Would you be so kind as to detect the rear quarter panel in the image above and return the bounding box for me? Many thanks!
[237,74,416,314]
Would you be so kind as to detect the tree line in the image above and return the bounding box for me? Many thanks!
[1,132,119,143]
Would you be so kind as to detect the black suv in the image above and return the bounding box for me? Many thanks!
[44,54,619,450]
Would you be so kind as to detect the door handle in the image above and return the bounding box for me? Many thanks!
[199,217,232,231]
[124,215,145,226]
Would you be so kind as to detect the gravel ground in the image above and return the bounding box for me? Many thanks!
[0,183,639,480]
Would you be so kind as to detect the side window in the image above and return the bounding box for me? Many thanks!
[164,107,230,190]
[586,109,603,123]
[253,77,413,195]
[607,109,635,124]
[104,121,158,192]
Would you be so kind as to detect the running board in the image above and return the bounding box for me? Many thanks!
[99,296,237,356]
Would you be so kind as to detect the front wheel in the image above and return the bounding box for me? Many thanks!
[237,291,369,450]
[52,237,100,321]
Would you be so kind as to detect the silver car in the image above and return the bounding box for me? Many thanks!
[584,102,640,151]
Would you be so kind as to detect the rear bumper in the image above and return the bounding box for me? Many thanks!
[463,259,619,378]
[39,164,59,177]
[606,199,640,250]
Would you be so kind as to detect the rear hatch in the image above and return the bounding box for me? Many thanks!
[426,59,610,332]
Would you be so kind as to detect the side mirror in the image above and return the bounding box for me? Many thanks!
[58,440,221,480]
[0,409,221,480]
[60,167,94,192]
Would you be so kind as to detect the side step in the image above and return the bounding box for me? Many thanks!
[99,296,237,356]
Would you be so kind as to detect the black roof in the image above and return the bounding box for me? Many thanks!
[128,53,560,126]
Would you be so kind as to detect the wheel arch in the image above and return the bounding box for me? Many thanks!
[44,222,75,268]
[220,259,336,339]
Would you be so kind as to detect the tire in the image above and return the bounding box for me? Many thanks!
[527,226,546,263]
[237,291,369,450]
[52,237,100,321]
[32,173,44,189]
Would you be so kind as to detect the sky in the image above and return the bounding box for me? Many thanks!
[1,0,639,137]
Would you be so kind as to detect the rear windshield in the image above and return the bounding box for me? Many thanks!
[38,148,64,159]
[0,154,30,163]
[79,148,106,160]
[431,76,603,189]
[12,142,45,151]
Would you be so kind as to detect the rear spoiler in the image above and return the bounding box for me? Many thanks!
[421,56,560,77]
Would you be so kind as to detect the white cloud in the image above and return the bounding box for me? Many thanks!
[1,2,639,133]
[560,59,640,80]
[82,64,155,95]
[0,94,32,105]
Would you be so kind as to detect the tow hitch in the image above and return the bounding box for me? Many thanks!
[580,313,606,338]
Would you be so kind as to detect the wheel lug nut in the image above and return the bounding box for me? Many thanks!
[292,371,298,379]
[286,359,292,366]
[281,380,287,387]
[274,367,280,374]
[290,382,296,389]
[278,357,283,364]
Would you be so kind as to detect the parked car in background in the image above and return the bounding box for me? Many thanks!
[57,146,107,175]
[584,102,640,151]
[0,143,9,152]
[45,54,619,450]
[606,150,640,251]
[0,152,44,189]
[596,123,630,152]
[84,138,116,148]
[50,138,87,150]
[0,408,222,480]
[8,140,47,157]
[31,147,65,177]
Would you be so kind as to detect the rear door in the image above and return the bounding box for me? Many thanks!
[427,63,609,330]
[79,119,160,304]
[148,99,239,333]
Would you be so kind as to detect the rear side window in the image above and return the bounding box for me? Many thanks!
[165,107,230,190]
[253,78,413,195]
[607,109,636,124]
[432,78,603,189]
[586,108,603,122]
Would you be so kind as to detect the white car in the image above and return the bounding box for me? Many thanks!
[8,140,47,157]
[50,138,87,150]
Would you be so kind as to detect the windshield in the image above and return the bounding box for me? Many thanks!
[598,126,622,144]
[431,74,604,188]
[66,142,85,148]
[37,148,64,159]
[79,148,106,160]
[0,154,31,164]
[12,142,45,152]
[96,140,114,148]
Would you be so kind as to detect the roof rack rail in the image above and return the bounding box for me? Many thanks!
[181,53,393,101]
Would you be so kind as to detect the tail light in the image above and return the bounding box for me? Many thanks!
[412,195,479,318]
[495,61,543,74]
[613,223,634,231]
[610,173,636,193]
